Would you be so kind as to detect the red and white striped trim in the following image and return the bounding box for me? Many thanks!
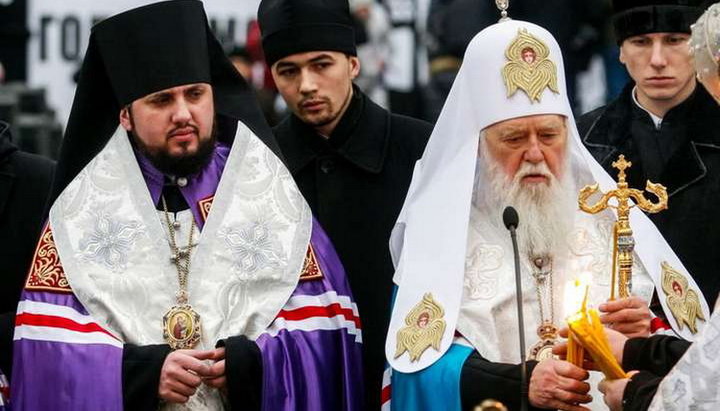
[14,300,122,348]
[264,291,362,343]
[381,366,392,411]
[0,371,8,407]
[650,316,672,334]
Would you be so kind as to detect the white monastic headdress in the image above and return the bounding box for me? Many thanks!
[387,19,710,373]
[692,2,720,101]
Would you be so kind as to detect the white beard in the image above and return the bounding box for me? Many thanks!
[474,139,576,260]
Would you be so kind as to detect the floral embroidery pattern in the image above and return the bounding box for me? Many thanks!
[221,219,283,279]
[464,244,504,300]
[79,212,142,271]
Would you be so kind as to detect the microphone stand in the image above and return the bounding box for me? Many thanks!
[504,207,528,411]
[510,224,528,411]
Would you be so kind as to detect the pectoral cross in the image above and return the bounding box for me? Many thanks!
[578,155,668,299]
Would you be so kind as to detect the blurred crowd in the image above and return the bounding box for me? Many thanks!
[0,0,639,156]
[217,0,630,127]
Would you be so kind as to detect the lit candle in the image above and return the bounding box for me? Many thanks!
[565,275,628,379]
[564,275,590,367]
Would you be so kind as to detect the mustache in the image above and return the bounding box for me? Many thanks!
[512,162,553,182]
[167,124,199,139]
[298,95,330,106]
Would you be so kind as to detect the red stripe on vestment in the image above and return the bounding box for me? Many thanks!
[651,317,671,333]
[277,303,362,329]
[15,313,118,340]
[381,384,391,404]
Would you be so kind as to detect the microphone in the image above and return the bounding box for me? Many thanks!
[503,206,519,230]
[503,206,528,411]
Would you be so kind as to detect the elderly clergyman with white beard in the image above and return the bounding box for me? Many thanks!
[383,8,710,411]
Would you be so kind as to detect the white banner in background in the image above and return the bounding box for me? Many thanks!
[27,0,261,125]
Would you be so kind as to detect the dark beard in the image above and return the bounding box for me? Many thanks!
[129,122,217,177]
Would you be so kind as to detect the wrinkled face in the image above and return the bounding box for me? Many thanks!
[119,83,215,175]
[620,33,696,104]
[272,51,360,135]
[482,114,568,184]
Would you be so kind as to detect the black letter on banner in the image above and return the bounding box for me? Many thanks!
[39,16,53,61]
[61,16,81,61]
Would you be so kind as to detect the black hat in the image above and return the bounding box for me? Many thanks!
[612,0,704,43]
[257,0,357,67]
[51,0,279,206]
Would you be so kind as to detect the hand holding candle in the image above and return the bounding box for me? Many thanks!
[565,275,628,380]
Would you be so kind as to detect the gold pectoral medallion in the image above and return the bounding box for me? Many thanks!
[163,304,202,350]
[661,262,705,334]
[528,322,558,361]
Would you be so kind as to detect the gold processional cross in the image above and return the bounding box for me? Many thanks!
[578,155,668,300]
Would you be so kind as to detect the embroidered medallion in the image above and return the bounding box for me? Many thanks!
[661,262,705,334]
[198,195,214,224]
[502,28,559,102]
[163,304,202,350]
[394,293,446,362]
[25,224,72,293]
[300,245,323,281]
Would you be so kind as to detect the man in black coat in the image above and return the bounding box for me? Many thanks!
[0,120,54,377]
[578,0,720,312]
[257,1,432,408]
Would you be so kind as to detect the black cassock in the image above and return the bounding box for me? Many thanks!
[579,84,720,309]
[273,87,431,410]
[0,122,55,376]
[621,335,690,411]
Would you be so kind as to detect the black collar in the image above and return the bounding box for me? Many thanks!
[582,82,720,197]
[278,86,390,174]
[585,83,720,147]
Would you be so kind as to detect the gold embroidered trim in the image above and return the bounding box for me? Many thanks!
[394,293,446,362]
[502,28,559,102]
[198,195,214,224]
[299,245,323,281]
[25,224,72,293]
[661,261,705,334]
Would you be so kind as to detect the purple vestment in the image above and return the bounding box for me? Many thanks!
[134,142,230,229]
[11,146,364,410]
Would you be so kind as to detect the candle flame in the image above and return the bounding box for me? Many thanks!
[564,272,592,317]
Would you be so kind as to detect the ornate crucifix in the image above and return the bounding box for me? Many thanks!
[578,155,668,299]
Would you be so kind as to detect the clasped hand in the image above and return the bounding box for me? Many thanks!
[158,347,226,403]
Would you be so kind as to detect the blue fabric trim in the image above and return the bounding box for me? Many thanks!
[391,344,473,411]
